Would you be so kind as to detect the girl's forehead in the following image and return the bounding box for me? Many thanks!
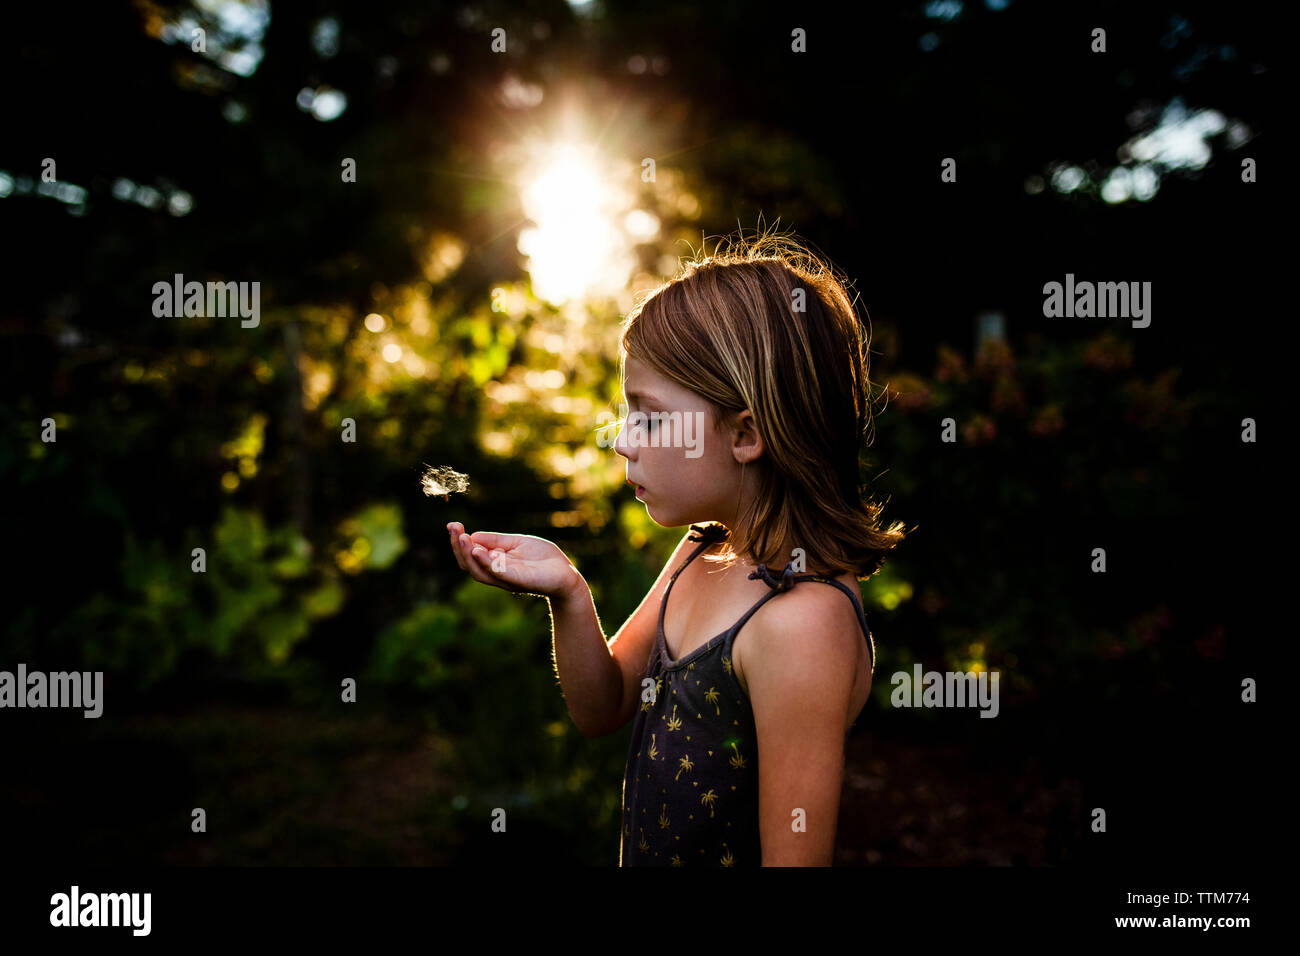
[623,380,675,407]
[622,357,669,392]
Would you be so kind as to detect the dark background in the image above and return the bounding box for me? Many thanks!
[0,0,1276,867]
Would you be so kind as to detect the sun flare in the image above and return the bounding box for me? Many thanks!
[517,142,639,305]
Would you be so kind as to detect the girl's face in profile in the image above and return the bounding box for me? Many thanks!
[616,356,742,528]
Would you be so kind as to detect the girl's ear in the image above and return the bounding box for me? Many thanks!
[730,408,764,464]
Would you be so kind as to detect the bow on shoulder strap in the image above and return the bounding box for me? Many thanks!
[747,562,797,593]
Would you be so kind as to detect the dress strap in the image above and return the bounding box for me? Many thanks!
[802,575,876,674]
[743,562,875,673]
[668,528,877,673]
[669,523,729,579]
[687,522,729,544]
[747,562,798,592]
[658,524,733,650]
[663,524,729,592]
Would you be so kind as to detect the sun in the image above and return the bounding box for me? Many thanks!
[517,142,638,306]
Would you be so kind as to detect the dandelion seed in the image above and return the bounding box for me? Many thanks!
[420,464,470,501]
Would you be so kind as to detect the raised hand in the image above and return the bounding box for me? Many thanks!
[446,522,582,599]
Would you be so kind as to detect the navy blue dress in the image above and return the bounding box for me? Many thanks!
[619,523,875,866]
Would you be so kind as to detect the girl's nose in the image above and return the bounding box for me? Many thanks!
[614,422,633,459]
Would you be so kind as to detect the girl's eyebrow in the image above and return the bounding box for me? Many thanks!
[624,388,662,405]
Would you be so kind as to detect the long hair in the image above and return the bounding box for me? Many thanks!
[619,226,909,580]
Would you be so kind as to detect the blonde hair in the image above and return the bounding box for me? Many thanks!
[620,226,908,580]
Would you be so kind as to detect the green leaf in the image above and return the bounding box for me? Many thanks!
[271,532,313,578]
[303,575,345,618]
[340,501,407,570]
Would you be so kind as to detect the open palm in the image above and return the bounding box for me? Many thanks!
[447,522,579,598]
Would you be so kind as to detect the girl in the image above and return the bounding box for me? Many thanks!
[446,230,907,866]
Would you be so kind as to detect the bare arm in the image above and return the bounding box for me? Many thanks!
[447,521,701,740]
[551,529,701,738]
[547,575,621,738]
[746,590,862,865]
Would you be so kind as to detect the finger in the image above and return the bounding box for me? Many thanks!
[460,536,493,582]
[473,545,523,591]
[451,530,472,572]
[468,542,513,588]
[476,545,508,575]
[467,531,518,550]
[449,527,467,571]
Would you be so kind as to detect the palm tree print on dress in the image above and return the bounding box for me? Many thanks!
[676,754,694,780]
[727,739,747,770]
[705,687,720,714]
[666,703,682,730]
[701,789,718,817]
